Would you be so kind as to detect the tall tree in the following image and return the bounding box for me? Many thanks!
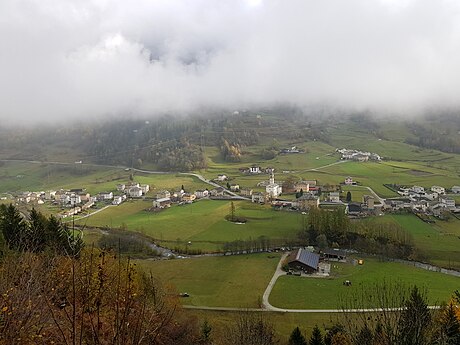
[346,191,352,203]
[309,325,324,345]
[288,326,307,345]
[0,204,27,250]
[398,286,431,345]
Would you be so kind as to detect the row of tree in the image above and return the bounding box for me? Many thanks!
[298,207,414,260]
[0,204,83,255]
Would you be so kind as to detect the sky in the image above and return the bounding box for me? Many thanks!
[1,0,460,123]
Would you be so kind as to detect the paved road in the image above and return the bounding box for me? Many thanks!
[261,253,289,311]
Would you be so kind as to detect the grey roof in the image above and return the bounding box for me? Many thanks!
[322,248,347,257]
[289,249,319,269]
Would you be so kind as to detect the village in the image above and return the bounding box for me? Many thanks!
[7,163,460,224]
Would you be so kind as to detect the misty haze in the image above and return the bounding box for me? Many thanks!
[1,1,460,345]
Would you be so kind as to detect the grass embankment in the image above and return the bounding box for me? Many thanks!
[269,258,459,310]
[137,253,280,308]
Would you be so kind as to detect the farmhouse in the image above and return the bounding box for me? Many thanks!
[210,187,225,197]
[286,248,320,273]
[328,192,340,203]
[295,194,319,210]
[344,177,354,185]
[216,174,228,181]
[195,189,209,198]
[140,184,150,194]
[440,197,456,210]
[294,181,310,193]
[249,166,261,174]
[128,187,143,198]
[252,192,266,204]
[182,193,196,202]
[230,184,240,192]
[153,197,172,209]
[98,192,113,201]
[112,195,123,205]
[362,195,375,210]
[431,186,446,195]
[452,186,460,194]
[155,190,171,199]
[240,188,253,197]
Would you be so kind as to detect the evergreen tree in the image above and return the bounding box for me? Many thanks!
[398,286,431,345]
[0,204,27,250]
[435,302,460,345]
[28,208,47,251]
[346,191,352,203]
[288,326,307,345]
[309,325,324,345]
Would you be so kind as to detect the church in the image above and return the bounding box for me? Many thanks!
[266,173,282,198]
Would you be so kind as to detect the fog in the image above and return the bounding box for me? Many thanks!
[1,0,460,123]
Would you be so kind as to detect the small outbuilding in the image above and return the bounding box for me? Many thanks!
[286,248,320,274]
[321,248,347,262]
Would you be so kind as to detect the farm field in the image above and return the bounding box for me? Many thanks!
[77,200,304,251]
[136,253,281,308]
[269,258,459,310]
[367,214,460,269]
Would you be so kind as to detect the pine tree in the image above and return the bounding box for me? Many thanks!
[0,204,27,250]
[398,286,431,345]
[310,325,324,345]
[346,191,352,203]
[288,326,307,345]
[436,302,460,345]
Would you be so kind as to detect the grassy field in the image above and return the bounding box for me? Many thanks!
[77,200,304,251]
[269,258,459,310]
[366,214,460,269]
[136,253,280,308]
[183,309,338,342]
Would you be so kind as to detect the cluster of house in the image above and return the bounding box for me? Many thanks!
[238,166,275,175]
[279,146,304,154]
[384,185,459,215]
[337,148,381,162]
[152,187,230,209]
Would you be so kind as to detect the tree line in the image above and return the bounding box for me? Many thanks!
[298,207,414,260]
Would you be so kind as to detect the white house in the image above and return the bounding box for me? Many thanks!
[328,192,340,203]
[230,184,240,192]
[112,195,123,205]
[116,184,126,191]
[217,174,228,181]
[252,192,266,203]
[452,186,460,194]
[440,197,456,209]
[156,190,171,199]
[70,194,81,206]
[195,189,209,198]
[99,192,113,200]
[153,197,172,208]
[266,173,282,198]
[344,177,354,185]
[128,187,143,198]
[140,184,150,194]
[249,166,261,174]
[409,186,425,194]
[431,186,445,195]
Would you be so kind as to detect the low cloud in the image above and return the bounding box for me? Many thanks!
[2,0,460,123]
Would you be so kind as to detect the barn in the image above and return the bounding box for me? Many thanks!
[321,248,347,262]
[286,248,320,274]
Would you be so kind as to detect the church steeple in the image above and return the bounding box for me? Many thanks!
[269,173,275,185]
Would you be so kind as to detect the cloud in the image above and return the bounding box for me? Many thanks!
[1,0,460,123]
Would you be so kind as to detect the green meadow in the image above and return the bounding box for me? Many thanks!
[269,258,459,310]
[137,253,280,308]
[367,214,460,269]
[78,200,304,251]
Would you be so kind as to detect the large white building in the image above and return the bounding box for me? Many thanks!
[266,173,282,198]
